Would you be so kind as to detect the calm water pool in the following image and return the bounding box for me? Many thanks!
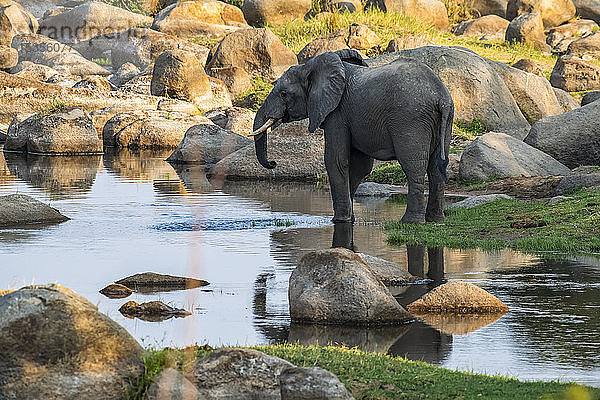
[1,148,598,386]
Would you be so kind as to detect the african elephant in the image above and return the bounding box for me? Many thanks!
[251,49,454,223]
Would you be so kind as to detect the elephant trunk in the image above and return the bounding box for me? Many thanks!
[253,98,280,169]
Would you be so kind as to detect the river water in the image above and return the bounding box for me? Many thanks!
[0,148,599,387]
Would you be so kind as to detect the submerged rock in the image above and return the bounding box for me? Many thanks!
[115,271,209,292]
[0,194,69,227]
[289,248,413,325]
[119,300,192,322]
[407,281,510,314]
[99,283,132,298]
[0,284,144,399]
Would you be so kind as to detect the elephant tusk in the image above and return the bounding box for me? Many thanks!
[249,118,278,137]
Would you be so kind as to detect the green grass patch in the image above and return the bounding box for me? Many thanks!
[35,97,73,119]
[233,77,274,111]
[453,118,484,140]
[128,344,599,400]
[385,189,600,254]
[365,163,406,185]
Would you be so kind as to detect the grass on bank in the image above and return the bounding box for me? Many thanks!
[385,188,600,254]
[128,344,599,400]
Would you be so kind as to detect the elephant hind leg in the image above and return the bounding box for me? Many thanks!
[425,154,446,222]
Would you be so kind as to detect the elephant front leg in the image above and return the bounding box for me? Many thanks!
[324,132,353,223]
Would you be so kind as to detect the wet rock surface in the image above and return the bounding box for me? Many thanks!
[119,300,192,321]
[99,283,132,298]
[289,248,413,325]
[407,280,510,313]
[115,271,210,292]
[0,284,144,400]
[0,193,69,227]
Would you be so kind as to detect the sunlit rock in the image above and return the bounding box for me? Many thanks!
[407,280,510,313]
[115,271,209,293]
[0,194,68,227]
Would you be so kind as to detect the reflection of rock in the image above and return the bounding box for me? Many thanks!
[102,148,178,181]
[171,164,213,193]
[407,281,510,313]
[417,313,505,335]
[4,152,100,198]
[288,323,409,353]
[119,300,192,322]
[387,321,452,363]
[0,194,69,227]
[115,272,209,293]
[99,283,132,299]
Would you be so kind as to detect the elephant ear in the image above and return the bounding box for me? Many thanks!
[305,52,346,133]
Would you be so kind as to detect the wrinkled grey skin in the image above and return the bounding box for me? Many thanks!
[254,49,454,223]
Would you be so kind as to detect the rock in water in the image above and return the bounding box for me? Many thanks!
[185,348,294,400]
[0,194,69,227]
[289,248,413,325]
[4,108,102,154]
[166,123,252,165]
[119,300,191,321]
[356,253,418,286]
[99,283,132,298]
[115,271,210,292]
[0,284,144,399]
[407,281,510,313]
[279,366,354,400]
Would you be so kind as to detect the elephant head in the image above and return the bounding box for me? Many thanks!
[252,49,367,169]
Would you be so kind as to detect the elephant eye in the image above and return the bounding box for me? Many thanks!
[280,90,289,99]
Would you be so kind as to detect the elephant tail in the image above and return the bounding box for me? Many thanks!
[437,102,453,181]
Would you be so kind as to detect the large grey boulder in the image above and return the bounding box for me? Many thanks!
[507,0,576,28]
[459,132,571,180]
[524,100,600,168]
[279,367,354,400]
[11,33,110,76]
[505,12,550,50]
[102,110,212,149]
[210,119,326,181]
[38,1,151,44]
[0,194,68,226]
[111,28,210,71]
[206,28,297,83]
[465,0,508,18]
[553,87,580,112]
[166,123,252,165]
[452,14,510,40]
[368,46,531,138]
[185,348,294,400]
[4,108,102,154]
[242,0,311,26]
[368,0,450,29]
[555,166,600,195]
[297,23,381,63]
[0,284,144,399]
[151,50,213,107]
[152,0,248,38]
[0,0,38,45]
[574,0,600,24]
[289,248,413,325]
[486,59,563,123]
